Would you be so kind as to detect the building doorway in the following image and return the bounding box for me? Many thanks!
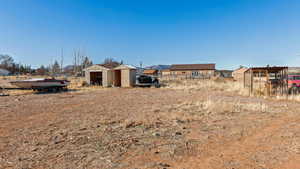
[90,72,103,85]
[114,70,121,87]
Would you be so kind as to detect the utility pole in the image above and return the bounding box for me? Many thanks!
[140,61,143,68]
[60,48,64,74]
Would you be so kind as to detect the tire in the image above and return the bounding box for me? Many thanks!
[289,86,298,95]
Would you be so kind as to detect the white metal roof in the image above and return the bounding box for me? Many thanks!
[114,64,136,70]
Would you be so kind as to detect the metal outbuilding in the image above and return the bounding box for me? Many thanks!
[84,64,136,87]
[84,64,117,87]
[113,65,136,87]
[232,67,248,82]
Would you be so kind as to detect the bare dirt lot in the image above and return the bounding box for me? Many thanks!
[1,86,300,169]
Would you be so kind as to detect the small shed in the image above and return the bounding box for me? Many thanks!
[113,65,136,87]
[84,64,117,87]
[232,67,248,82]
[244,66,288,96]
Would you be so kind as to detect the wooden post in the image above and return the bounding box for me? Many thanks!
[266,70,270,96]
[285,69,289,98]
[250,69,253,96]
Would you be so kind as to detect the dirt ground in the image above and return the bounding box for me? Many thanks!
[1,86,300,169]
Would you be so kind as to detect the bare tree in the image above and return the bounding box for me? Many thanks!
[73,49,80,75]
[72,49,93,76]
[52,60,60,74]
[103,57,115,64]
[0,54,14,69]
[82,56,93,69]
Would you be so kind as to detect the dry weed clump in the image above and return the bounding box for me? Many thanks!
[176,97,269,115]
[66,77,106,91]
[276,95,300,102]
[163,78,248,95]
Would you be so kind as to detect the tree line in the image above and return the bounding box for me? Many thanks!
[0,53,122,76]
[0,54,34,74]
[0,54,93,76]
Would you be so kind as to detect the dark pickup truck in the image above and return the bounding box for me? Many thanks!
[136,75,160,88]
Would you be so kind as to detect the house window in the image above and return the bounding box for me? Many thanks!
[192,71,199,76]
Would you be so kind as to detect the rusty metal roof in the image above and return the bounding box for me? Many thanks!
[170,64,215,71]
[246,66,288,73]
[143,69,158,74]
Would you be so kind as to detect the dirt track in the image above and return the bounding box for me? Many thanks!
[1,88,300,169]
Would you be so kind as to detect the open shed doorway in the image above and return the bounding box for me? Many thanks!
[114,70,121,87]
[90,72,103,85]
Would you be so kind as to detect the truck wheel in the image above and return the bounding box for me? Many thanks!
[154,81,160,88]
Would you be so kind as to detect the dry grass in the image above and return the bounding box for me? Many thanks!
[276,95,300,102]
[162,78,248,95]
[175,97,270,115]
[2,79,300,168]
[162,78,300,102]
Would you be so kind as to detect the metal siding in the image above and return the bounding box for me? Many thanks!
[130,69,136,86]
[121,69,130,87]
[85,70,91,84]
[107,70,114,87]
[102,70,108,87]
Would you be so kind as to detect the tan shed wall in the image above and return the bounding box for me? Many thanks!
[106,70,114,87]
[85,70,91,84]
[232,68,248,82]
[119,69,136,87]
[233,72,245,82]
[120,69,130,87]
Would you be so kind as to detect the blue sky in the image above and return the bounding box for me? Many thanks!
[1,0,300,69]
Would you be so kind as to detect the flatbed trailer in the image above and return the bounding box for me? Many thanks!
[32,86,68,92]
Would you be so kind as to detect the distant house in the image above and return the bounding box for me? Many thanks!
[232,67,248,82]
[215,70,233,78]
[143,69,158,76]
[169,64,216,78]
[161,69,171,76]
[0,68,10,76]
[288,67,300,75]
